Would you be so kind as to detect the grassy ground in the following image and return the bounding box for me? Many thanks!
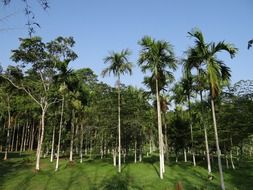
[0,152,252,190]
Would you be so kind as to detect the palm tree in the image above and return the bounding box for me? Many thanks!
[138,36,176,179]
[188,28,237,190]
[101,49,132,173]
[184,46,213,174]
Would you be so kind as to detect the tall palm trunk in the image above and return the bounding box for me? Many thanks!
[200,92,212,174]
[55,96,64,171]
[36,107,46,171]
[117,75,121,173]
[80,124,84,163]
[211,98,225,190]
[70,109,75,162]
[188,95,196,166]
[155,76,164,179]
[4,97,11,160]
[50,124,56,162]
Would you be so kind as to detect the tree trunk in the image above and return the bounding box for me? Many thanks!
[200,92,212,174]
[117,75,121,173]
[89,131,92,159]
[230,150,235,169]
[75,124,79,154]
[226,154,229,169]
[204,126,212,174]
[184,148,187,162]
[139,147,142,162]
[211,98,225,190]
[20,123,25,154]
[35,108,46,171]
[80,124,84,163]
[50,124,56,162]
[188,95,196,166]
[134,140,137,163]
[15,123,19,152]
[11,118,16,152]
[230,137,235,169]
[69,109,75,162]
[4,97,11,160]
[155,77,164,179]
[113,148,117,166]
[55,96,64,171]
[23,122,28,152]
[149,137,152,155]
[30,122,35,150]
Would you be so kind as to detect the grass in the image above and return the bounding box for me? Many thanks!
[0,152,252,190]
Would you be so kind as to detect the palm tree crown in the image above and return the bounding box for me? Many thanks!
[138,36,177,90]
[187,29,238,98]
[101,49,132,78]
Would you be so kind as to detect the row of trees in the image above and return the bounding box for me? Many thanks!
[1,29,253,190]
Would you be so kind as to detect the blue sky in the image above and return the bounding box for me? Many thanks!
[1,0,253,88]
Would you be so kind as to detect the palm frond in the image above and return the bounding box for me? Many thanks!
[212,41,238,58]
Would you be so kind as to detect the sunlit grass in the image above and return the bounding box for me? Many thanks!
[0,152,252,189]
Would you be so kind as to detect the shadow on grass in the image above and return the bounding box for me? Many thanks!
[99,172,143,190]
[225,159,253,189]
[0,152,34,189]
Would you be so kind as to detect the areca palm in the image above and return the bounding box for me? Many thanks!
[101,49,132,173]
[188,29,237,190]
[138,36,176,179]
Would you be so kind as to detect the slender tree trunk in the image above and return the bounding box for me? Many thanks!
[23,122,28,152]
[50,124,56,162]
[155,77,164,179]
[89,130,92,159]
[204,126,212,173]
[80,124,84,163]
[134,140,137,163]
[55,96,64,171]
[230,137,235,169]
[123,149,126,163]
[15,123,19,152]
[211,98,225,190]
[226,154,229,169]
[117,75,121,173]
[70,109,75,162]
[149,137,152,155]
[230,150,235,169]
[75,124,79,154]
[113,148,117,166]
[27,123,31,150]
[30,122,35,150]
[184,148,187,162]
[20,123,25,154]
[35,107,46,171]
[188,95,196,166]
[11,118,16,152]
[200,92,212,174]
[139,147,142,162]
[4,97,11,160]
